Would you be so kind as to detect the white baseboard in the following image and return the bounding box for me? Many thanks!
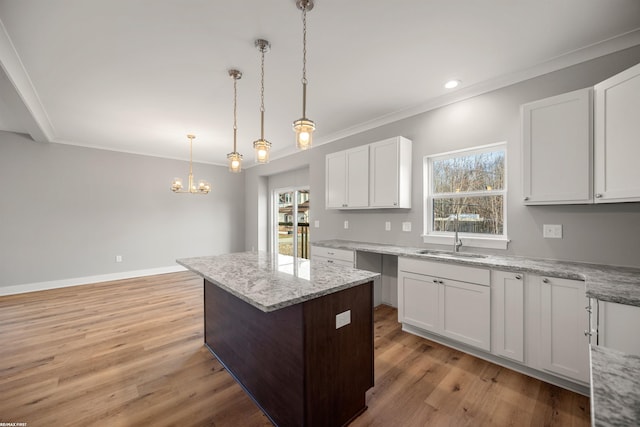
[0,265,188,296]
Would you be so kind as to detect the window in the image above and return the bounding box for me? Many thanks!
[424,142,508,249]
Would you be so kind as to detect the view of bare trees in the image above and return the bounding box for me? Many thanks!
[431,149,505,235]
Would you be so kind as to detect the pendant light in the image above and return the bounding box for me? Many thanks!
[171,134,210,194]
[227,69,243,173]
[253,39,271,163]
[293,0,315,150]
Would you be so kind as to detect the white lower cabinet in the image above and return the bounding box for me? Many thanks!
[398,257,591,389]
[491,270,525,363]
[398,271,439,332]
[440,278,490,351]
[536,275,590,384]
[596,300,640,356]
[398,257,491,352]
[310,246,354,267]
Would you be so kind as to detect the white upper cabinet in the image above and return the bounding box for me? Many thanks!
[521,88,592,204]
[326,151,347,208]
[346,146,370,208]
[325,146,369,208]
[369,137,412,208]
[594,62,640,203]
[325,137,412,209]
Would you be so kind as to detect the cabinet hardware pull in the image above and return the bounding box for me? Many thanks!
[515,275,522,280]
[542,278,549,283]
[595,194,603,198]
[438,280,444,284]
[433,279,438,284]
[524,196,530,201]
[327,260,334,263]
[584,330,592,337]
[393,202,397,206]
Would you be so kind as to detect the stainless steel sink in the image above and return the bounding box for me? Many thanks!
[416,249,488,259]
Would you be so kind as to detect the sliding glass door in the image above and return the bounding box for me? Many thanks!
[273,188,310,259]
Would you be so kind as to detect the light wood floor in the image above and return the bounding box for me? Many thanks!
[0,272,590,426]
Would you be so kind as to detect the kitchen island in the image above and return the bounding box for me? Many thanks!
[177,251,380,427]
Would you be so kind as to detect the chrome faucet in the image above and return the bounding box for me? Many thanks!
[453,212,463,253]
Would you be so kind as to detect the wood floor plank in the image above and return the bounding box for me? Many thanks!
[0,272,590,426]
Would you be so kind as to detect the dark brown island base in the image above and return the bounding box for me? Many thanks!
[177,252,380,427]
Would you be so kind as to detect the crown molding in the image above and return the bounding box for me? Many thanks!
[0,17,54,142]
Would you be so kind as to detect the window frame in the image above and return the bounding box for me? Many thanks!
[422,142,509,250]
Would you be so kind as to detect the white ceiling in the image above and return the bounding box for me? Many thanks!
[1,0,640,165]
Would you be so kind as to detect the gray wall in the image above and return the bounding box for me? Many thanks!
[0,131,245,288]
[245,45,640,268]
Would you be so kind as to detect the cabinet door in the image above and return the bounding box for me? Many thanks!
[326,151,347,208]
[439,279,491,351]
[594,62,640,203]
[346,146,369,208]
[398,271,439,333]
[369,137,412,208]
[598,301,640,356]
[521,88,592,204]
[539,276,590,383]
[491,271,524,362]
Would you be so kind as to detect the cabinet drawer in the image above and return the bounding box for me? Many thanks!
[314,256,354,268]
[398,257,490,286]
[311,246,354,263]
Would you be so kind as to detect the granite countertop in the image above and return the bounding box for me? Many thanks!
[312,239,640,307]
[590,345,640,426]
[177,251,380,312]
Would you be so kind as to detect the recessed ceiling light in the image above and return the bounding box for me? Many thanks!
[444,80,461,89]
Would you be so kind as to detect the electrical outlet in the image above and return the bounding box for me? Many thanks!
[336,310,351,329]
[314,220,320,228]
[543,224,563,239]
[385,221,391,231]
[115,255,123,263]
[402,222,412,232]
[344,220,349,229]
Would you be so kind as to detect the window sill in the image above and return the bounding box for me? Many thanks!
[421,234,509,250]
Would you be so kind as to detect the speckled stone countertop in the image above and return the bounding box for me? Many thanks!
[177,251,379,312]
[312,239,640,307]
[590,345,640,426]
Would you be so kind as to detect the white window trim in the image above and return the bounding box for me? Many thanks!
[422,142,509,250]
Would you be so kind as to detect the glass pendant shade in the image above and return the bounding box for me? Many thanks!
[293,0,315,151]
[294,118,315,150]
[227,152,242,173]
[253,139,271,163]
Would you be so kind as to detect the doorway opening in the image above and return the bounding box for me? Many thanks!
[273,188,310,259]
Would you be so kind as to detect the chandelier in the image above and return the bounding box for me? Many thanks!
[293,0,315,150]
[171,134,210,194]
[227,69,243,173]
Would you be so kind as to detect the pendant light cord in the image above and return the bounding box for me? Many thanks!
[301,4,308,118]
[233,75,238,152]
[260,46,265,139]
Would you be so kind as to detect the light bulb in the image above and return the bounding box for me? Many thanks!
[171,177,183,192]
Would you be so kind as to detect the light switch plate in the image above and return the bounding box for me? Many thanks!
[543,224,562,239]
[402,222,412,232]
[314,220,320,228]
[344,220,349,229]
[336,310,351,329]
[385,221,391,231]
